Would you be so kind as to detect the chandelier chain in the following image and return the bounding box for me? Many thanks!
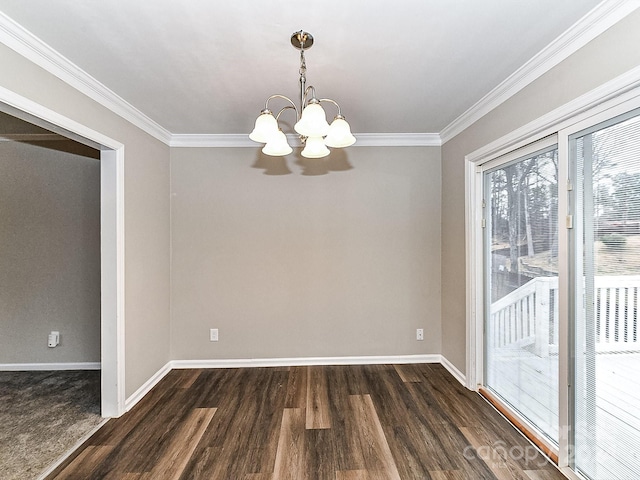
[299,49,307,77]
[299,49,307,116]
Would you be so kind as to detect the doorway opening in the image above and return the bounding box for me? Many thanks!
[0,89,125,418]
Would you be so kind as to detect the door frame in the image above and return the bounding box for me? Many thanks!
[0,85,126,417]
[466,70,640,387]
[465,73,640,478]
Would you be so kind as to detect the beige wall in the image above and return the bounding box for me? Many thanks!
[0,44,171,397]
[4,6,638,397]
[441,9,640,373]
[170,146,441,360]
[0,139,100,363]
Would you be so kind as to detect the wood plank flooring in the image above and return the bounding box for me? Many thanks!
[47,364,565,479]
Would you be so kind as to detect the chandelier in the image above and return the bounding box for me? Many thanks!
[249,30,356,158]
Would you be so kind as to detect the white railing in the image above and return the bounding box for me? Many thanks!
[594,276,640,352]
[489,275,640,356]
[489,277,558,357]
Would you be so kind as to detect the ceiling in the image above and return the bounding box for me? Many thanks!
[0,0,605,137]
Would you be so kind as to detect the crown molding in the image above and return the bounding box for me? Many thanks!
[4,2,631,150]
[467,64,640,164]
[0,12,172,145]
[439,0,640,144]
[170,132,441,148]
[170,134,258,148]
[353,133,441,147]
[0,11,440,150]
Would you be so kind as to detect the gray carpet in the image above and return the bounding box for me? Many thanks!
[0,370,103,480]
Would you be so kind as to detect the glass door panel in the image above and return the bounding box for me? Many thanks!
[571,110,640,480]
[485,145,559,444]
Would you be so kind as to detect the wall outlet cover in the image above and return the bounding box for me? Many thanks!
[48,331,60,347]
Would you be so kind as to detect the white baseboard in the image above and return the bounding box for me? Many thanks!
[0,362,101,371]
[440,355,467,386]
[122,354,465,417]
[124,362,172,412]
[171,354,441,370]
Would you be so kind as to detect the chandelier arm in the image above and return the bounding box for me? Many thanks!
[264,94,299,118]
[304,86,317,100]
[301,85,318,109]
[318,98,342,117]
[275,105,298,122]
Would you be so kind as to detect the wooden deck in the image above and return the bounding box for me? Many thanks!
[488,349,640,479]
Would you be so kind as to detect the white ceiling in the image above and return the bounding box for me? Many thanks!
[0,0,605,136]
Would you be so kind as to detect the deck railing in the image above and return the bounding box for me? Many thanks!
[594,276,640,352]
[490,275,640,356]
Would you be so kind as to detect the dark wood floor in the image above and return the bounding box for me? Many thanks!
[47,364,565,479]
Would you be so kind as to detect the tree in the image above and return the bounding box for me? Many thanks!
[502,159,536,273]
[609,172,640,223]
[489,150,560,277]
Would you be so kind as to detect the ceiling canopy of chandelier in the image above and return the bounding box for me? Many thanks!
[249,30,356,158]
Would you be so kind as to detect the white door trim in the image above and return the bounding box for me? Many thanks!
[464,66,640,391]
[0,85,126,417]
[463,68,640,475]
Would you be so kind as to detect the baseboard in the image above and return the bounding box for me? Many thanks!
[440,355,467,386]
[124,361,172,412]
[122,354,462,416]
[0,362,101,371]
[171,354,441,370]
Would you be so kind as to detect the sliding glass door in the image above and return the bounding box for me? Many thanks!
[484,142,559,444]
[570,109,640,479]
[476,88,640,480]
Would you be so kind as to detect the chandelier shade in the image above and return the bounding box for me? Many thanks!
[294,102,330,137]
[249,110,279,143]
[301,135,330,158]
[249,30,355,159]
[262,130,293,156]
[325,116,357,148]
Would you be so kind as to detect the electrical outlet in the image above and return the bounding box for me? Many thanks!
[416,328,424,341]
[209,328,219,342]
[48,331,60,348]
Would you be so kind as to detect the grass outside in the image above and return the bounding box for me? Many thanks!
[519,234,640,276]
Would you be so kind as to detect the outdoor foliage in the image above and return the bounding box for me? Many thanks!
[490,149,558,273]
[600,233,627,249]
